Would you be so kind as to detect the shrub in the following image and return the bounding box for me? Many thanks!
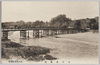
[2,46,50,60]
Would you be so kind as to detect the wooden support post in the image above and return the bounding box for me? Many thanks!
[2,31,8,40]
[33,30,34,37]
[57,30,59,35]
[20,30,26,38]
[28,31,29,38]
[55,30,57,35]
[68,30,70,34]
[62,29,64,34]
[43,30,49,36]
[38,30,39,38]
[33,30,39,38]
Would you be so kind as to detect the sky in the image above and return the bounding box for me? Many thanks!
[2,1,99,22]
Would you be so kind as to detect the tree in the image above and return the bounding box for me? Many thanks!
[50,14,71,28]
[74,20,81,29]
[25,22,33,28]
[89,19,97,29]
[32,20,45,27]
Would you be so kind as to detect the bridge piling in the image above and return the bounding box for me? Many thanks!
[63,29,67,34]
[2,31,8,40]
[73,30,75,33]
[49,30,55,36]
[53,30,57,35]
[62,30,63,34]
[33,30,39,38]
[57,30,62,35]
[56,30,59,35]
[71,30,74,33]
[55,30,57,35]
[57,30,59,35]
[20,30,26,38]
[67,30,69,34]
[43,30,49,36]
[28,31,29,38]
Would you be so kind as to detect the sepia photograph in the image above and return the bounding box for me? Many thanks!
[1,1,99,64]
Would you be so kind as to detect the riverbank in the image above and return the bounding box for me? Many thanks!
[2,40,57,63]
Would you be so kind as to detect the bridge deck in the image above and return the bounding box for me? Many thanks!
[2,28,84,31]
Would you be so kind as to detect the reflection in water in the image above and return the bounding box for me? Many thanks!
[8,31,20,43]
[8,31,43,45]
[8,31,33,43]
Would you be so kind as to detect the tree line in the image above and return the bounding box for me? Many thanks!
[2,14,99,30]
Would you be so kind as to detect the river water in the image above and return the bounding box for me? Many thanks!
[6,31,99,64]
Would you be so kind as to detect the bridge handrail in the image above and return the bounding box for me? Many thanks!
[2,27,86,31]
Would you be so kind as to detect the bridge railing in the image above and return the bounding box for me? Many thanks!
[2,27,86,31]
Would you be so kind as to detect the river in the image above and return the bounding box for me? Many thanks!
[6,31,99,64]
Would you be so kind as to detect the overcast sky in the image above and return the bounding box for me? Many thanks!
[2,1,99,22]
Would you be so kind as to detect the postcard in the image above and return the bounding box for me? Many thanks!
[1,1,99,64]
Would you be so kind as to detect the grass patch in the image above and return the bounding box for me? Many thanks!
[2,41,57,61]
[2,42,24,48]
[2,46,50,59]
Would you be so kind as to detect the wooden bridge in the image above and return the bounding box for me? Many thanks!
[2,27,79,31]
[2,28,87,40]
